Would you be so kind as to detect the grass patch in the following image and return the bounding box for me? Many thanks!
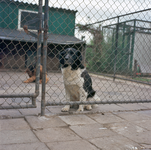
[133,77,151,83]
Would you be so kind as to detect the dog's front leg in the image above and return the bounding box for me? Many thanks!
[61,85,70,112]
[77,105,84,112]
[77,88,87,112]
[23,76,36,83]
[61,105,70,112]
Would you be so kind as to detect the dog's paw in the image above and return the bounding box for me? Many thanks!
[77,105,84,112]
[85,105,92,110]
[23,80,28,83]
[61,105,70,112]
[93,104,98,107]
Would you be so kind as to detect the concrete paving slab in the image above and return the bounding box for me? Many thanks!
[19,108,39,116]
[0,109,22,119]
[0,142,49,150]
[87,113,124,124]
[46,106,70,115]
[89,135,142,150]
[46,106,63,114]
[33,127,81,143]
[137,110,151,117]
[47,140,99,150]
[70,123,116,139]
[59,114,96,125]
[141,144,151,149]
[0,118,30,131]
[0,130,39,144]
[45,105,118,115]
[125,131,151,145]
[139,103,151,109]
[106,121,151,144]
[133,120,151,131]
[105,121,146,135]
[19,107,49,116]
[117,103,149,111]
[25,116,67,129]
[46,105,100,115]
[113,111,151,121]
[94,104,126,112]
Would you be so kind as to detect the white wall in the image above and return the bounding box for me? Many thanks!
[133,32,151,73]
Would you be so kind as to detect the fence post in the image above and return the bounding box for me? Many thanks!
[32,0,43,106]
[129,19,136,72]
[113,16,119,81]
[41,0,49,116]
[133,59,137,78]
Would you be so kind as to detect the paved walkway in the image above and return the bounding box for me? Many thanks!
[0,103,151,150]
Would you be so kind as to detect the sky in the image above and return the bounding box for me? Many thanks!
[28,0,151,23]
[20,0,151,43]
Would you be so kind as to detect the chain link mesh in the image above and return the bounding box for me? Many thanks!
[0,0,151,111]
[0,0,41,109]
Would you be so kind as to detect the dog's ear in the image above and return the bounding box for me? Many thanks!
[28,64,35,73]
[76,50,82,61]
[71,50,84,70]
[59,50,69,68]
[59,51,65,65]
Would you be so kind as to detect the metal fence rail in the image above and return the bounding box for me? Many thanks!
[0,0,151,115]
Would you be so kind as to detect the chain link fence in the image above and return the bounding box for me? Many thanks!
[0,0,42,109]
[0,0,151,114]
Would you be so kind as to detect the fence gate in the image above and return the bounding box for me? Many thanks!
[0,0,43,109]
[0,0,151,115]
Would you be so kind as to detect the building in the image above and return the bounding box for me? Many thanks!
[0,0,85,71]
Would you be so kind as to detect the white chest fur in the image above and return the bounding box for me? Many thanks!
[61,66,88,102]
[61,66,84,86]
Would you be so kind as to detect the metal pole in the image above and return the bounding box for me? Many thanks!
[113,16,119,81]
[84,8,151,27]
[41,0,49,116]
[130,19,136,72]
[46,99,151,106]
[32,0,43,106]
[0,105,37,110]
[0,93,35,98]
[133,59,137,78]
[121,22,126,70]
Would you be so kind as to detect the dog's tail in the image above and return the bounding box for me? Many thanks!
[87,90,100,103]
[87,89,96,99]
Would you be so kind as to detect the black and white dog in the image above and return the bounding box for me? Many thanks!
[59,48,100,112]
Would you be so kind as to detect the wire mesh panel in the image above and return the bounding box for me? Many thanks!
[0,0,42,109]
[44,0,151,111]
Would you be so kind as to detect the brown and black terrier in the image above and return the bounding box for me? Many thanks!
[24,64,49,84]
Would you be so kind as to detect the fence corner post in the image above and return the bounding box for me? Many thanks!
[41,0,49,116]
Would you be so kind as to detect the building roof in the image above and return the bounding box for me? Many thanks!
[0,28,84,45]
[3,0,77,13]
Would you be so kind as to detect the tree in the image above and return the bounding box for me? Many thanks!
[76,24,103,54]
[76,23,114,73]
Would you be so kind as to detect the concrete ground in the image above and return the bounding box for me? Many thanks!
[1,72,151,107]
[0,103,151,150]
[0,72,151,149]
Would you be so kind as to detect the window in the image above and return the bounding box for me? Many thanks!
[18,9,44,30]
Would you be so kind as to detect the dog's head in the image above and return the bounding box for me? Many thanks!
[59,48,84,70]
[25,63,36,77]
